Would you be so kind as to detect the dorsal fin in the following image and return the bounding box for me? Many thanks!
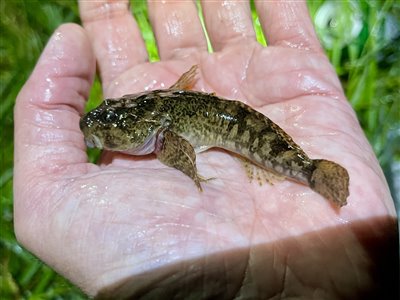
[169,65,198,90]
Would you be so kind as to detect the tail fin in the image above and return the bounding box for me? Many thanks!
[310,159,349,207]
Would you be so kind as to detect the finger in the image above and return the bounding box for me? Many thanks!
[255,0,322,50]
[14,24,95,187]
[148,0,207,60]
[201,0,256,51]
[79,0,147,89]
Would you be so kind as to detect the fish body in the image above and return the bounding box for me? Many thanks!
[80,66,349,206]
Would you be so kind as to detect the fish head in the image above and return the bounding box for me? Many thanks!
[79,93,165,155]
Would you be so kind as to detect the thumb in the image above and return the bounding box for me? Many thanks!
[14,23,95,202]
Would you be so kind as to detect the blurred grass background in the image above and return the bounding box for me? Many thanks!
[1,0,399,298]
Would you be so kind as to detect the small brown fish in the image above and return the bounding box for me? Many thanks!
[80,66,350,207]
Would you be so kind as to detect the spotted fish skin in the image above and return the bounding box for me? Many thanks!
[146,90,315,182]
[80,66,349,207]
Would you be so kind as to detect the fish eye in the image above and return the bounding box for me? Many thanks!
[101,109,118,123]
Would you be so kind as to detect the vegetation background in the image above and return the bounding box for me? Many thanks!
[1,0,399,298]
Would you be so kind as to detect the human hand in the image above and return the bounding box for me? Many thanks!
[14,1,397,298]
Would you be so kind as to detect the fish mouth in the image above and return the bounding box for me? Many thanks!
[84,135,103,149]
[84,133,158,154]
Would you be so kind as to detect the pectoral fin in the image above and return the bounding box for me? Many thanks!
[170,65,198,90]
[155,129,209,191]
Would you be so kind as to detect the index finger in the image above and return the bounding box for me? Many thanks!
[79,0,148,91]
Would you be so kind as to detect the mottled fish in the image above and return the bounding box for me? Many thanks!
[80,66,350,207]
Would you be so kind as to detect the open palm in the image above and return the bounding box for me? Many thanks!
[14,1,397,299]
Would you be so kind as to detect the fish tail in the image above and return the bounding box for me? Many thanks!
[309,159,349,207]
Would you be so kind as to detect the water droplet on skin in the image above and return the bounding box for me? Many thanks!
[231,87,239,97]
[54,31,62,41]
[290,105,301,112]
[115,26,123,34]
[43,77,55,102]
[79,183,112,206]
[101,2,110,12]
[335,215,350,224]
[298,73,328,94]
[144,79,158,91]
[165,12,184,37]
[299,140,311,148]
[44,89,52,102]
[285,41,310,51]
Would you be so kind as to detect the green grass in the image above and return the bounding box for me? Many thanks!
[1,0,399,298]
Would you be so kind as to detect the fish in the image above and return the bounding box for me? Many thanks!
[80,65,350,207]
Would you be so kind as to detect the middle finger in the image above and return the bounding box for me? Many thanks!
[201,0,256,51]
[148,0,208,60]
